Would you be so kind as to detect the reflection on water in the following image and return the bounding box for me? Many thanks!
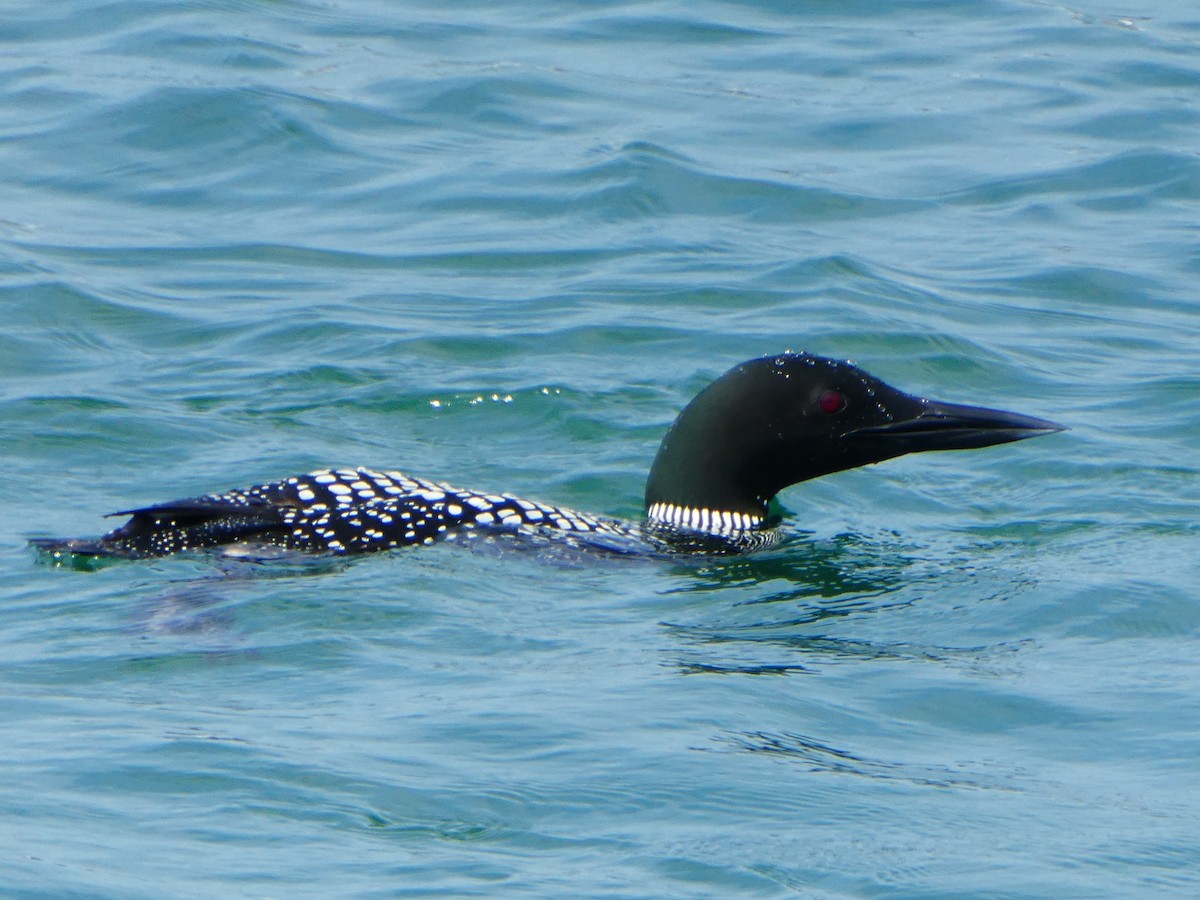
[659,529,938,672]
[662,528,1041,787]
[659,526,1033,673]
[710,730,1021,792]
[666,530,921,601]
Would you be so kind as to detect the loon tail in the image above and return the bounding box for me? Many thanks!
[30,536,127,558]
[32,500,290,559]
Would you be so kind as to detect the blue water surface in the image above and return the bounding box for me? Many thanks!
[3,0,1199,896]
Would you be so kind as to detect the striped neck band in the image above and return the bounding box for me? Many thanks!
[646,502,763,534]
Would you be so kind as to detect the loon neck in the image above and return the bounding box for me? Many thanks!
[642,360,781,531]
[646,501,766,533]
[643,406,775,530]
[644,430,773,531]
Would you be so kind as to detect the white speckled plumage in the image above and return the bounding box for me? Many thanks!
[69,467,671,558]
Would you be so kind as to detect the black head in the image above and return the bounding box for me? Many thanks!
[644,352,1064,521]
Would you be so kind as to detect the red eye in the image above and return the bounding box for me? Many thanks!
[818,389,846,414]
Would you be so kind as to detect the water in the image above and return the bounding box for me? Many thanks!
[3,0,1199,895]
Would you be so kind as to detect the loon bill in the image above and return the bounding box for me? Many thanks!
[32,352,1064,560]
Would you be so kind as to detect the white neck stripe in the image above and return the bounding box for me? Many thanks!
[647,502,763,534]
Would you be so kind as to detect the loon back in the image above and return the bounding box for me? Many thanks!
[32,352,1063,560]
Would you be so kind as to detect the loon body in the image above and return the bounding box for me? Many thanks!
[34,352,1063,560]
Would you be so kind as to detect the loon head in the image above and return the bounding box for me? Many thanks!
[644,352,1064,529]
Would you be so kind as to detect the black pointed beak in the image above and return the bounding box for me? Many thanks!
[849,399,1066,452]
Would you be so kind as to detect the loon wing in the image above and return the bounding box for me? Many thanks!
[108,496,285,521]
[36,468,445,559]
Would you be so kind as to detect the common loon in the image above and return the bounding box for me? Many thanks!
[33,352,1063,560]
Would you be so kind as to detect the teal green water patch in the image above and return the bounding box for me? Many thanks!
[3,0,1200,895]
